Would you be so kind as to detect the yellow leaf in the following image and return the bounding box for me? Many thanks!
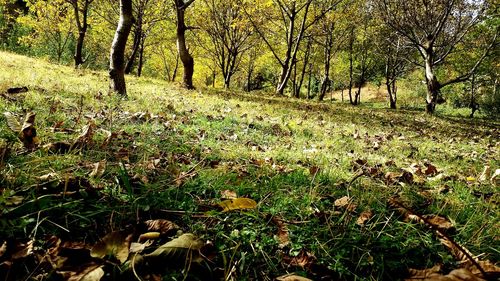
[466,176,476,182]
[218,198,257,212]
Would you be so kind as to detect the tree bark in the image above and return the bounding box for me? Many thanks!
[125,26,142,74]
[69,0,92,68]
[423,48,441,114]
[109,0,134,96]
[175,0,195,90]
[319,35,332,101]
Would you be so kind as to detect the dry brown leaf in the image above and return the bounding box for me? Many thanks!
[272,216,290,248]
[424,163,439,176]
[44,142,72,154]
[356,210,373,226]
[89,160,106,178]
[3,112,21,133]
[334,196,350,208]
[73,120,96,149]
[283,250,315,269]
[0,241,7,258]
[60,263,104,281]
[15,112,39,149]
[422,215,454,232]
[221,189,237,199]
[463,260,500,277]
[90,231,131,264]
[276,274,313,281]
[11,240,33,260]
[407,264,442,279]
[218,198,257,212]
[478,166,491,182]
[405,266,486,281]
[144,219,179,235]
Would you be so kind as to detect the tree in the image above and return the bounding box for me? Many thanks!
[109,0,134,96]
[196,0,254,89]
[17,0,75,62]
[125,0,168,76]
[249,0,340,96]
[173,0,196,89]
[66,0,94,67]
[378,0,498,113]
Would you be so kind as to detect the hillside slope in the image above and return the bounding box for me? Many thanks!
[0,52,499,280]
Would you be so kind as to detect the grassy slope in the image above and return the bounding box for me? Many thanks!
[0,51,499,280]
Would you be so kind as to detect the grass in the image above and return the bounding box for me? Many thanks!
[0,51,499,280]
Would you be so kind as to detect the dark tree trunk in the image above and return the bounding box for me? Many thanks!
[319,35,332,101]
[348,28,354,104]
[109,0,134,96]
[469,73,478,118]
[175,0,195,90]
[74,29,86,67]
[137,36,145,77]
[125,26,142,74]
[70,0,91,68]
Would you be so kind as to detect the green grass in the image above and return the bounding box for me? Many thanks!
[0,51,499,280]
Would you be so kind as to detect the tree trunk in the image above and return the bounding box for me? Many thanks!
[175,1,195,90]
[74,29,86,67]
[125,27,142,74]
[469,73,478,118]
[109,0,134,96]
[172,52,179,82]
[386,58,397,109]
[348,28,354,104]
[424,52,441,114]
[71,0,90,68]
[137,36,145,77]
[319,35,332,101]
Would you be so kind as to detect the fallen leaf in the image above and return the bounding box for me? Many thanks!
[478,166,491,182]
[407,264,442,279]
[221,189,237,199]
[145,233,204,264]
[89,160,106,178]
[0,241,7,258]
[11,240,33,260]
[144,219,179,235]
[138,232,160,242]
[3,112,21,133]
[283,250,315,269]
[44,142,72,154]
[59,263,105,281]
[276,274,313,281]
[491,169,500,186]
[405,268,485,281]
[422,215,454,232]
[6,86,28,94]
[424,163,439,176]
[463,260,500,277]
[218,198,257,212]
[334,196,350,208]
[91,231,131,264]
[356,210,373,226]
[272,216,290,248]
[5,195,24,206]
[72,120,96,149]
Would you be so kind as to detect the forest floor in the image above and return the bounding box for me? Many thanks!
[0,51,499,281]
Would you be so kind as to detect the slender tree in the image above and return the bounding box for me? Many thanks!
[378,0,498,113]
[109,0,134,96]
[66,0,94,68]
[173,0,196,89]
